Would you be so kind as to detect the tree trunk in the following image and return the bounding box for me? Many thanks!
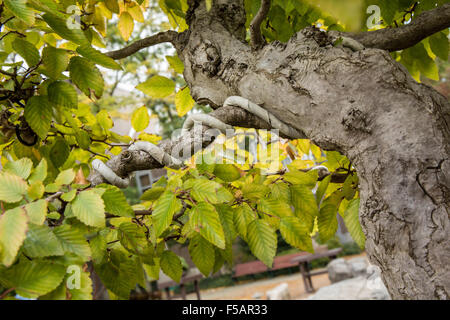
[176,0,449,299]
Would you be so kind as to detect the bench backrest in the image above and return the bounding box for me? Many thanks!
[233,252,309,278]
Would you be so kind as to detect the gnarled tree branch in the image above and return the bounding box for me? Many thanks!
[105,30,180,60]
[346,3,450,51]
[88,104,277,186]
[250,0,271,49]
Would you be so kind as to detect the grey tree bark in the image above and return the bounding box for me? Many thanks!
[92,0,450,299]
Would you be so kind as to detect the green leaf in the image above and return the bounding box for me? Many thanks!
[0,259,66,299]
[160,251,182,283]
[233,203,257,240]
[12,38,40,67]
[42,13,88,45]
[318,203,338,243]
[24,96,53,140]
[140,186,165,201]
[95,260,130,299]
[143,260,160,281]
[131,106,150,132]
[175,86,195,117]
[242,183,269,201]
[270,183,291,204]
[4,0,35,25]
[190,202,226,249]
[76,45,122,70]
[4,158,33,179]
[166,55,184,74]
[55,169,75,186]
[136,75,175,98]
[188,234,215,276]
[53,225,91,260]
[29,158,48,184]
[213,164,241,182]
[343,199,365,249]
[96,110,113,131]
[290,185,319,232]
[429,31,449,61]
[23,224,64,258]
[99,184,135,218]
[409,42,440,81]
[0,172,28,203]
[72,190,105,228]
[283,169,318,187]
[59,190,74,203]
[213,248,225,274]
[152,191,182,237]
[118,222,147,255]
[216,204,237,243]
[48,81,78,109]
[49,138,70,168]
[247,219,277,268]
[280,216,314,253]
[70,270,93,300]
[69,56,104,99]
[191,179,223,204]
[42,46,69,78]
[315,175,330,205]
[343,174,357,200]
[89,234,107,265]
[0,207,28,267]
[24,199,47,225]
[27,181,45,201]
[259,198,293,218]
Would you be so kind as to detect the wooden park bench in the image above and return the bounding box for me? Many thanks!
[233,252,311,279]
[157,268,203,300]
[290,248,342,293]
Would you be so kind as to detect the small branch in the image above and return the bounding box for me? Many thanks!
[250,0,271,49]
[45,192,64,202]
[0,69,15,77]
[105,31,179,60]
[345,3,450,51]
[105,210,152,219]
[0,287,14,300]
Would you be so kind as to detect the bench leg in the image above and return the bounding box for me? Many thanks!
[194,280,201,300]
[165,288,171,300]
[299,263,314,293]
[180,284,186,300]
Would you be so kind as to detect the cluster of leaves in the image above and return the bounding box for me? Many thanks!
[0,135,362,299]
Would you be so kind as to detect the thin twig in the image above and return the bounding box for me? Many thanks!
[250,0,271,49]
[105,31,179,60]
[0,287,15,300]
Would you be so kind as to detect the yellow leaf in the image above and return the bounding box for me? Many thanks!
[118,12,134,41]
[131,106,150,132]
[206,0,212,11]
[127,2,144,23]
[97,2,113,19]
[175,87,195,117]
[93,9,107,37]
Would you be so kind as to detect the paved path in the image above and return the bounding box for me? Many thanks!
[180,253,366,300]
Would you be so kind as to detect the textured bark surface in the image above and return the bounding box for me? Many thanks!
[177,0,450,300]
[90,0,449,299]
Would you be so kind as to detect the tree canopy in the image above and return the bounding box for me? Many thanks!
[0,0,448,300]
